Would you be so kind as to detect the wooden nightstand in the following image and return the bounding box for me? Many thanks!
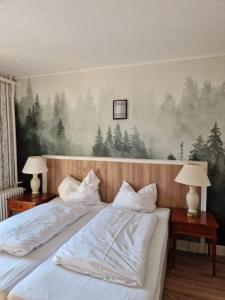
[171,208,218,276]
[7,193,55,217]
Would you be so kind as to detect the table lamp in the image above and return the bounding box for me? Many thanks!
[175,163,211,217]
[22,156,48,195]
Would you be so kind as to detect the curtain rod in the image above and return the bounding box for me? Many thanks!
[0,76,17,85]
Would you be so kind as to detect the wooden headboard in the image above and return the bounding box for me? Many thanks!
[42,156,207,210]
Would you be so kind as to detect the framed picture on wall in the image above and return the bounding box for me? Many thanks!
[113,99,128,119]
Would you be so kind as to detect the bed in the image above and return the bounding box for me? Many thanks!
[0,203,106,300]
[8,207,169,300]
[1,156,207,300]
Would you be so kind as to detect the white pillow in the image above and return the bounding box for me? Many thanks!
[59,170,101,204]
[112,181,157,213]
[78,169,100,194]
[58,176,81,200]
[63,190,101,205]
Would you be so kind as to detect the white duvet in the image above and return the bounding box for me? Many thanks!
[0,198,90,257]
[53,206,158,287]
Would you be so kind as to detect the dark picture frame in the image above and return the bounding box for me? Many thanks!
[113,99,128,120]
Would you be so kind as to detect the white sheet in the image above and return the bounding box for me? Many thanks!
[53,207,158,287]
[0,204,106,300]
[8,208,170,300]
[0,198,90,256]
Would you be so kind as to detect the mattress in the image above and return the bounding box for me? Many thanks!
[0,203,106,300]
[8,207,170,300]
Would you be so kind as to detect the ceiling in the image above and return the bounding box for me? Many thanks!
[0,0,225,77]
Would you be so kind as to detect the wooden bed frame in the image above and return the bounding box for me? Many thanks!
[39,156,208,300]
[42,155,207,210]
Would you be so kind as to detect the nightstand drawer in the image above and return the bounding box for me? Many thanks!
[8,201,32,211]
[173,222,216,238]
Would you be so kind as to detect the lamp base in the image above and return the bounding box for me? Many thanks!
[186,186,199,217]
[187,210,200,218]
[30,174,40,195]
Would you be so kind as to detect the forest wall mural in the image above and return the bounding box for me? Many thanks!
[16,55,225,244]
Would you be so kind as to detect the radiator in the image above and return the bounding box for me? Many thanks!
[0,187,24,221]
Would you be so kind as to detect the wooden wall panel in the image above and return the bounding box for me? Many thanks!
[46,158,200,209]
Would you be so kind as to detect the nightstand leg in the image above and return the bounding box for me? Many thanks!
[212,239,216,276]
[7,206,12,218]
[172,235,176,268]
[207,239,211,256]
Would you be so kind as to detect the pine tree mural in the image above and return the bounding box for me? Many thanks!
[33,94,43,130]
[167,153,176,160]
[93,126,104,156]
[103,126,114,157]
[48,90,71,154]
[102,141,111,157]
[56,118,65,139]
[180,141,184,160]
[130,126,149,158]
[105,126,113,149]
[189,135,207,161]
[114,124,123,155]
[123,130,131,154]
[25,108,34,129]
[130,126,140,155]
[207,122,225,167]
[206,122,225,192]
[23,95,43,155]
[139,141,148,158]
[55,118,67,154]
[92,125,150,159]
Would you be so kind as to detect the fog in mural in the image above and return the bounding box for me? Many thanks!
[16,57,225,244]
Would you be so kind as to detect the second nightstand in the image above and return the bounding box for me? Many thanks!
[7,193,55,217]
[171,208,218,276]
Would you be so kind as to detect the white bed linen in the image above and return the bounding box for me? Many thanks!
[0,199,90,256]
[53,207,158,287]
[0,204,106,300]
[8,208,170,300]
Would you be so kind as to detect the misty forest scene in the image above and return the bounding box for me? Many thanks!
[16,77,225,244]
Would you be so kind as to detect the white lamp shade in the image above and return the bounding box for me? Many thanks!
[22,156,48,174]
[175,164,211,187]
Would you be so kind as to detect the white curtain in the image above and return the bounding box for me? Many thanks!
[0,77,17,190]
